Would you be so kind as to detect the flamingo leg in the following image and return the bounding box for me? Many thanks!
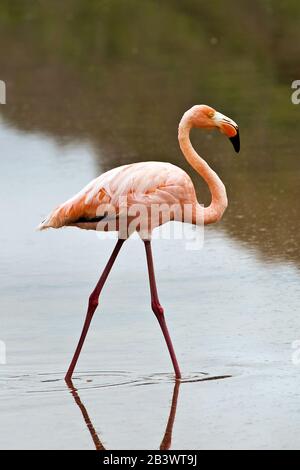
[65,239,125,381]
[144,241,182,380]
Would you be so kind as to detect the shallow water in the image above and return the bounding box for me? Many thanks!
[1,124,300,449]
[1,1,300,449]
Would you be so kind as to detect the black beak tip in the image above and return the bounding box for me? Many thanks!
[229,129,240,153]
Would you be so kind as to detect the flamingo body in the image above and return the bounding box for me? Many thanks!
[39,161,196,234]
[38,105,240,381]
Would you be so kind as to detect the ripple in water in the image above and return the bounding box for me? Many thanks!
[1,370,232,395]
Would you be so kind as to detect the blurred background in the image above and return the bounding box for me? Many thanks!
[1,0,300,450]
[1,0,300,263]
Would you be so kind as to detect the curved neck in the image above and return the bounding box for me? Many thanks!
[178,116,228,225]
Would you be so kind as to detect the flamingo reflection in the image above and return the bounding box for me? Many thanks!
[67,380,106,450]
[160,380,180,450]
[66,379,181,450]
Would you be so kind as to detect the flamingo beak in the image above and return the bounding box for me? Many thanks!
[214,112,240,153]
[229,128,240,153]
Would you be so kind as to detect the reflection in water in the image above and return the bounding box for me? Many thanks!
[160,381,180,451]
[66,378,181,451]
[67,379,106,451]
[65,373,232,450]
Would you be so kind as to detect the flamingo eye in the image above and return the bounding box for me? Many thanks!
[208,111,215,118]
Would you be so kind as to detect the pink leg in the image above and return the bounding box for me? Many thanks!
[65,239,125,382]
[144,241,182,380]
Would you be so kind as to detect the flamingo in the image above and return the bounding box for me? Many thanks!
[38,104,240,382]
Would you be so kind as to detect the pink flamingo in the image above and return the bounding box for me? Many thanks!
[38,104,240,381]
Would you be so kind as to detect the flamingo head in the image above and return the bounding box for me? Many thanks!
[189,105,240,153]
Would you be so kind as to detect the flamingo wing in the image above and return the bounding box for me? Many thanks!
[38,165,129,230]
[38,162,195,231]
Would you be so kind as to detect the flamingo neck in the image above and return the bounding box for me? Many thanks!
[178,115,228,225]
